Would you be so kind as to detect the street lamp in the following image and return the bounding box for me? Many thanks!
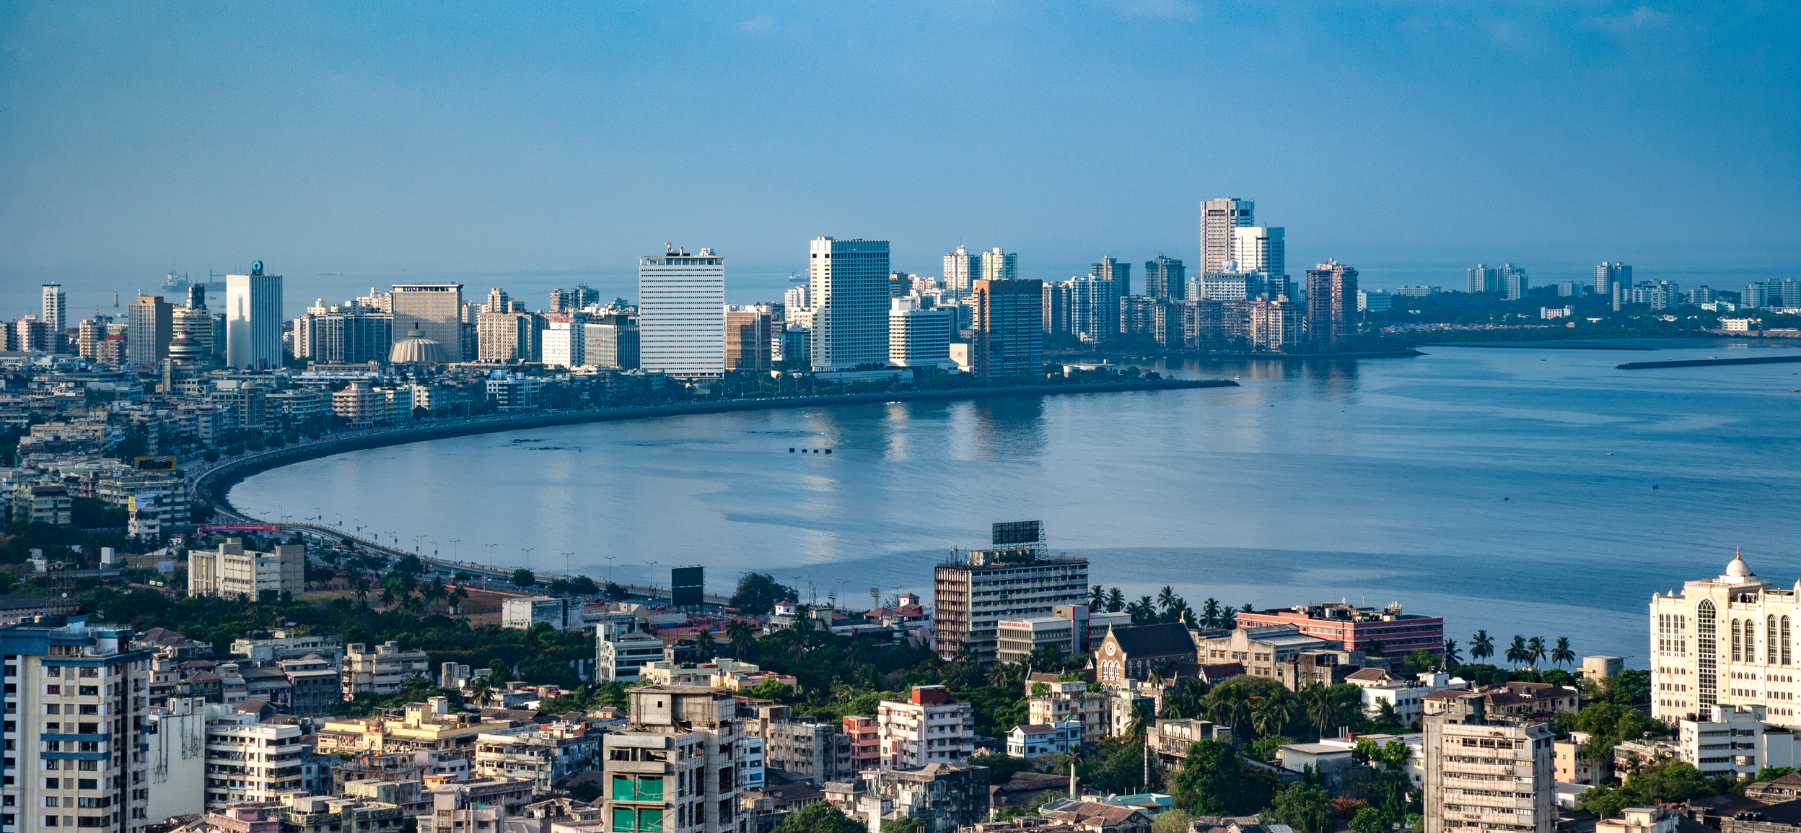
[449,539,460,562]
[521,548,534,574]
[605,555,616,588]
[562,551,574,579]
[485,544,498,572]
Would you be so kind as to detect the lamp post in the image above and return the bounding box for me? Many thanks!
[449,539,460,562]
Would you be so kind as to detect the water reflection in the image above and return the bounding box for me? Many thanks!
[964,395,1047,461]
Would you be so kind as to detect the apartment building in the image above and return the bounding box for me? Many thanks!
[1196,625,1333,682]
[203,707,307,808]
[1422,700,1554,833]
[418,779,535,833]
[602,686,745,833]
[597,624,668,684]
[473,722,603,793]
[343,641,431,697]
[878,686,974,769]
[843,716,879,773]
[315,697,512,759]
[933,548,1088,665]
[743,705,851,786]
[1026,679,1109,743]
[186,539,304,600]
[0,620,154,833]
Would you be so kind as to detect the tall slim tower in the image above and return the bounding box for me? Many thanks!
[1200,198,1255,273]
[943,245,979,299]
[809,237,891,371]
[971,279,1045,381]
[1231,226,1285,282]
[1594,262,1631,296]
[1143,255,1186,300]
[1091,258,1131,296]
[126,294,173,367]
[639,245,725,378]
[40,283,65,333]
[981,248,1017,283]
[1305,260,1359,345]
[226,261,284,370]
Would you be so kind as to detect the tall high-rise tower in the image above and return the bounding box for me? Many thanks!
[943,245,979,298]
[1594,262,1631,296]
[1143,255,1186,300]
[981,248,1017,283]
[127,294,173,368]
[225,262,284,370]
[809,237,891,371]
[1090,258,1131,297]
[41,283,65,333]
[638,245,725,378]
[1200,198,1255,273]
[390,284,464,360]
[971,279,1044,381]
[1305,260,1360,345]
[1231,226,1285,282]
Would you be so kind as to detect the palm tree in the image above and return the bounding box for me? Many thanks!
[425,575,447,606]
[1470,630,1494,661]
[1137,596,1156,624]
[1202,598,1222,629]
[727,620,755,658]
[1219,608,1237,630]
[1106,587,1126,613]
[1157,586,1178,615]
[696,630,716,660]
[1253,691,1294,738]
[1206,684,1253,733]
[377,582,396,608]
[1443,638,1463,665]
[1300,684,1339,739]
[1527,636,1547,668]
[1505,635,1529,667]
[1551,637,1575,667]
[1147,663,1168,688]
[1090,585,1107,609]
[448,585,468,614]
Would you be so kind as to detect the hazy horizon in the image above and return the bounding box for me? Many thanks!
[4,2,1796,318]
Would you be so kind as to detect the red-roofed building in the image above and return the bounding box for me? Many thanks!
[1235,600,1443,658]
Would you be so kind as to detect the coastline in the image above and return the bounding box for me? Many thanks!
[194,377,1238,513]
[1047,348,1424,361]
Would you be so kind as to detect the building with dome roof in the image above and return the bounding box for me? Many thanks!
[389,325,446,365]
[1650,551,1801,728]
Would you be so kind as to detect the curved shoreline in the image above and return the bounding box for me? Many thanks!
[195,378,1238,514]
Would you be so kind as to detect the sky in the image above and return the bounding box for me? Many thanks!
[1,1,1797,317]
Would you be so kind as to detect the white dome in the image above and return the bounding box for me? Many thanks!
[389,326,445,365]
[1725,552,1754,580]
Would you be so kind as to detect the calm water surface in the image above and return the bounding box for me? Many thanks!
[233,340,1801,665]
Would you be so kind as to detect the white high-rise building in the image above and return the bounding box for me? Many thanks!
[783,285,810,321]
[809,237,891,371]
[888,298,951,368]
[225,262,283,370]
[1200,198,1255,273]
[41,283,65,334]
[943,245,979,298]
[541,317,584,368]
[1650,552,1801,728]
[639,246,725,378]
[981,248,1017,283]
[1231,226,1285,281]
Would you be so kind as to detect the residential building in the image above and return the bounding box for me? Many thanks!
[809,238,890,371]
[12,483,73,526]
[1351,670,1466,725]
[1027,679,1109,743]
[1094,623,1199,684]
[187,538,305,600]
[943,246,980,299]
[1143,256,1185,301]
[204,706,307,808]
[843,716,880,773]
[1678,704,1777,780]
[1469,265,1501,294]
[1005,719,1081,759]
[1497,264,1529,301]
[41,283,66,340]
[1237,600,1445,658]
[341,641,432,697]
[476,309,538,363]
[888,298,951,369]
[745,706,852,786]
[144,696,208,822]
[230,630,345,666]
[878,686,975,769]
[1246,296,1301,350]
[602,686,743,833]
[725,306,774,373]
[0,619,154,833]
[333,381,386,423]
[473,722,603,793]
[1069,276,1119,344]
[1304,260,1359,345]
[822,763,989,833]
[1422,699,1555,833]
[315,696,512,758]
[1196,625,1335,684]
[0,594,80,627]
[983,249,1018,283]
[541,317,585,368]
[1357,290,1392,313]
[390,285,465,362]
[638,246,726,378]
[274,794,407,833]
[225,264,283,370]
[278,654,343,717]
[1147,719,1234,769]
[1648,552,1801,727]
[932,547,1089,665]
[596,623,668,684]
[501,597,585,631]
[1629,280,1681,310]
[585,311,640,369]
[1189,269,1259,302]
[485,373,541,410]
[1595,262,1632,296]
[418,779,535,833]
[971,279,1044,381]
[288,303,393,366]
[1090,258,1130,297]
[128,294,174,367]
[1042,281,1072,335]
[1199,198,1255,273]
[1422,684,1579,720]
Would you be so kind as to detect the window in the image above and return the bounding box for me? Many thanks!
[77,706,96,716]
[76,780,95,790]
[76,669,96,679]
[43,799,57,809]
[44,705,57,715]
[44,669,59,678]
[43,779,57,790]
[44,816,58,827]
[44,686,58,696]
[1785,617,1792,667]
[76,688,96,697]
[1733,619,1742,662]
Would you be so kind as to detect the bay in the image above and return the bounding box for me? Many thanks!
[231,339,1801,666]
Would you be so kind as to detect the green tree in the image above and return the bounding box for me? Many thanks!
[512,568,536,588]
[1527,636,1547,667]
[968,753,1036,785]
[1350,807,1390,833]
[1151,811,1196,833]
[1442,638,1462,665]
[1170,740,1276,816]
[1270,783,1334,833]
[771,802,865,833]
[731,572,798,615]
[1551,637,1576,667]
[1106,587,1125,613]
[1470,630,1494,661]
[1577,758,1714,819]
[1505,635,1529,667]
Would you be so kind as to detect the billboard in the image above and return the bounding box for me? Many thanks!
[198,524,281,533]
[671,566,705,608]
[133,456,178,471]
[991,521,1043,549]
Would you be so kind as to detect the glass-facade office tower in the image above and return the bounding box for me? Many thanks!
[225,264,283,370]
[809,237,890,371]
[1200,197,1255,273]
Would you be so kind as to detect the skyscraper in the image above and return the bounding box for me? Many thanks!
[41,283,65,335]
[809,237,890,371]
[226,262,283,370]
[390,284,464,362]
[971,279,1044,381]
[1091,257,1131,296]
[126,294,173,368]
[1042,281,1073,335]
[888,298,952,369]
[1467,264,1500,294]
[724,305,774,372]
[981,248,1017,282]
[639,246,726,378]
[1231,226,1285,280]
[943,245,979,299]
[1501,264,1529,301]
[1069,275,1119,344]
[1305,260,1360,345]
[1200,198,1255,273]
[1143,255,1186,300]
[1594,262,1631,296]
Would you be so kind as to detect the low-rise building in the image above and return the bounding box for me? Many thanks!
[1354,670,1467,725]
[1195,625,1334,685]
[502,596,586,631]
[344,640,432,697]
[187,537,305,599]
[275,793,408,833]
[316,696,515,759]
[1006,719,1082,759]
[1595,806,1680,833]
[474,722,604,793]
[596,623,668,684]
[844,716,880,773]
[746,705,852,785]
[1679,704,1801,780]
[879,686,975,769]
[1236,600,1445,660]
[1146,719,1234,769]
[418,778,537,833]
[1027,678,1109,743]
[822,763,989,833]
[1422,683,1578,720]
[204,704,309,808]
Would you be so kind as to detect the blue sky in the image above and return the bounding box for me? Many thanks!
[1,1,1796,315]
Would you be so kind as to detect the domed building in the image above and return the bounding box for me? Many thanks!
[168,332,208,366]
[1649,550,1801,732]
[389,325,446,365]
